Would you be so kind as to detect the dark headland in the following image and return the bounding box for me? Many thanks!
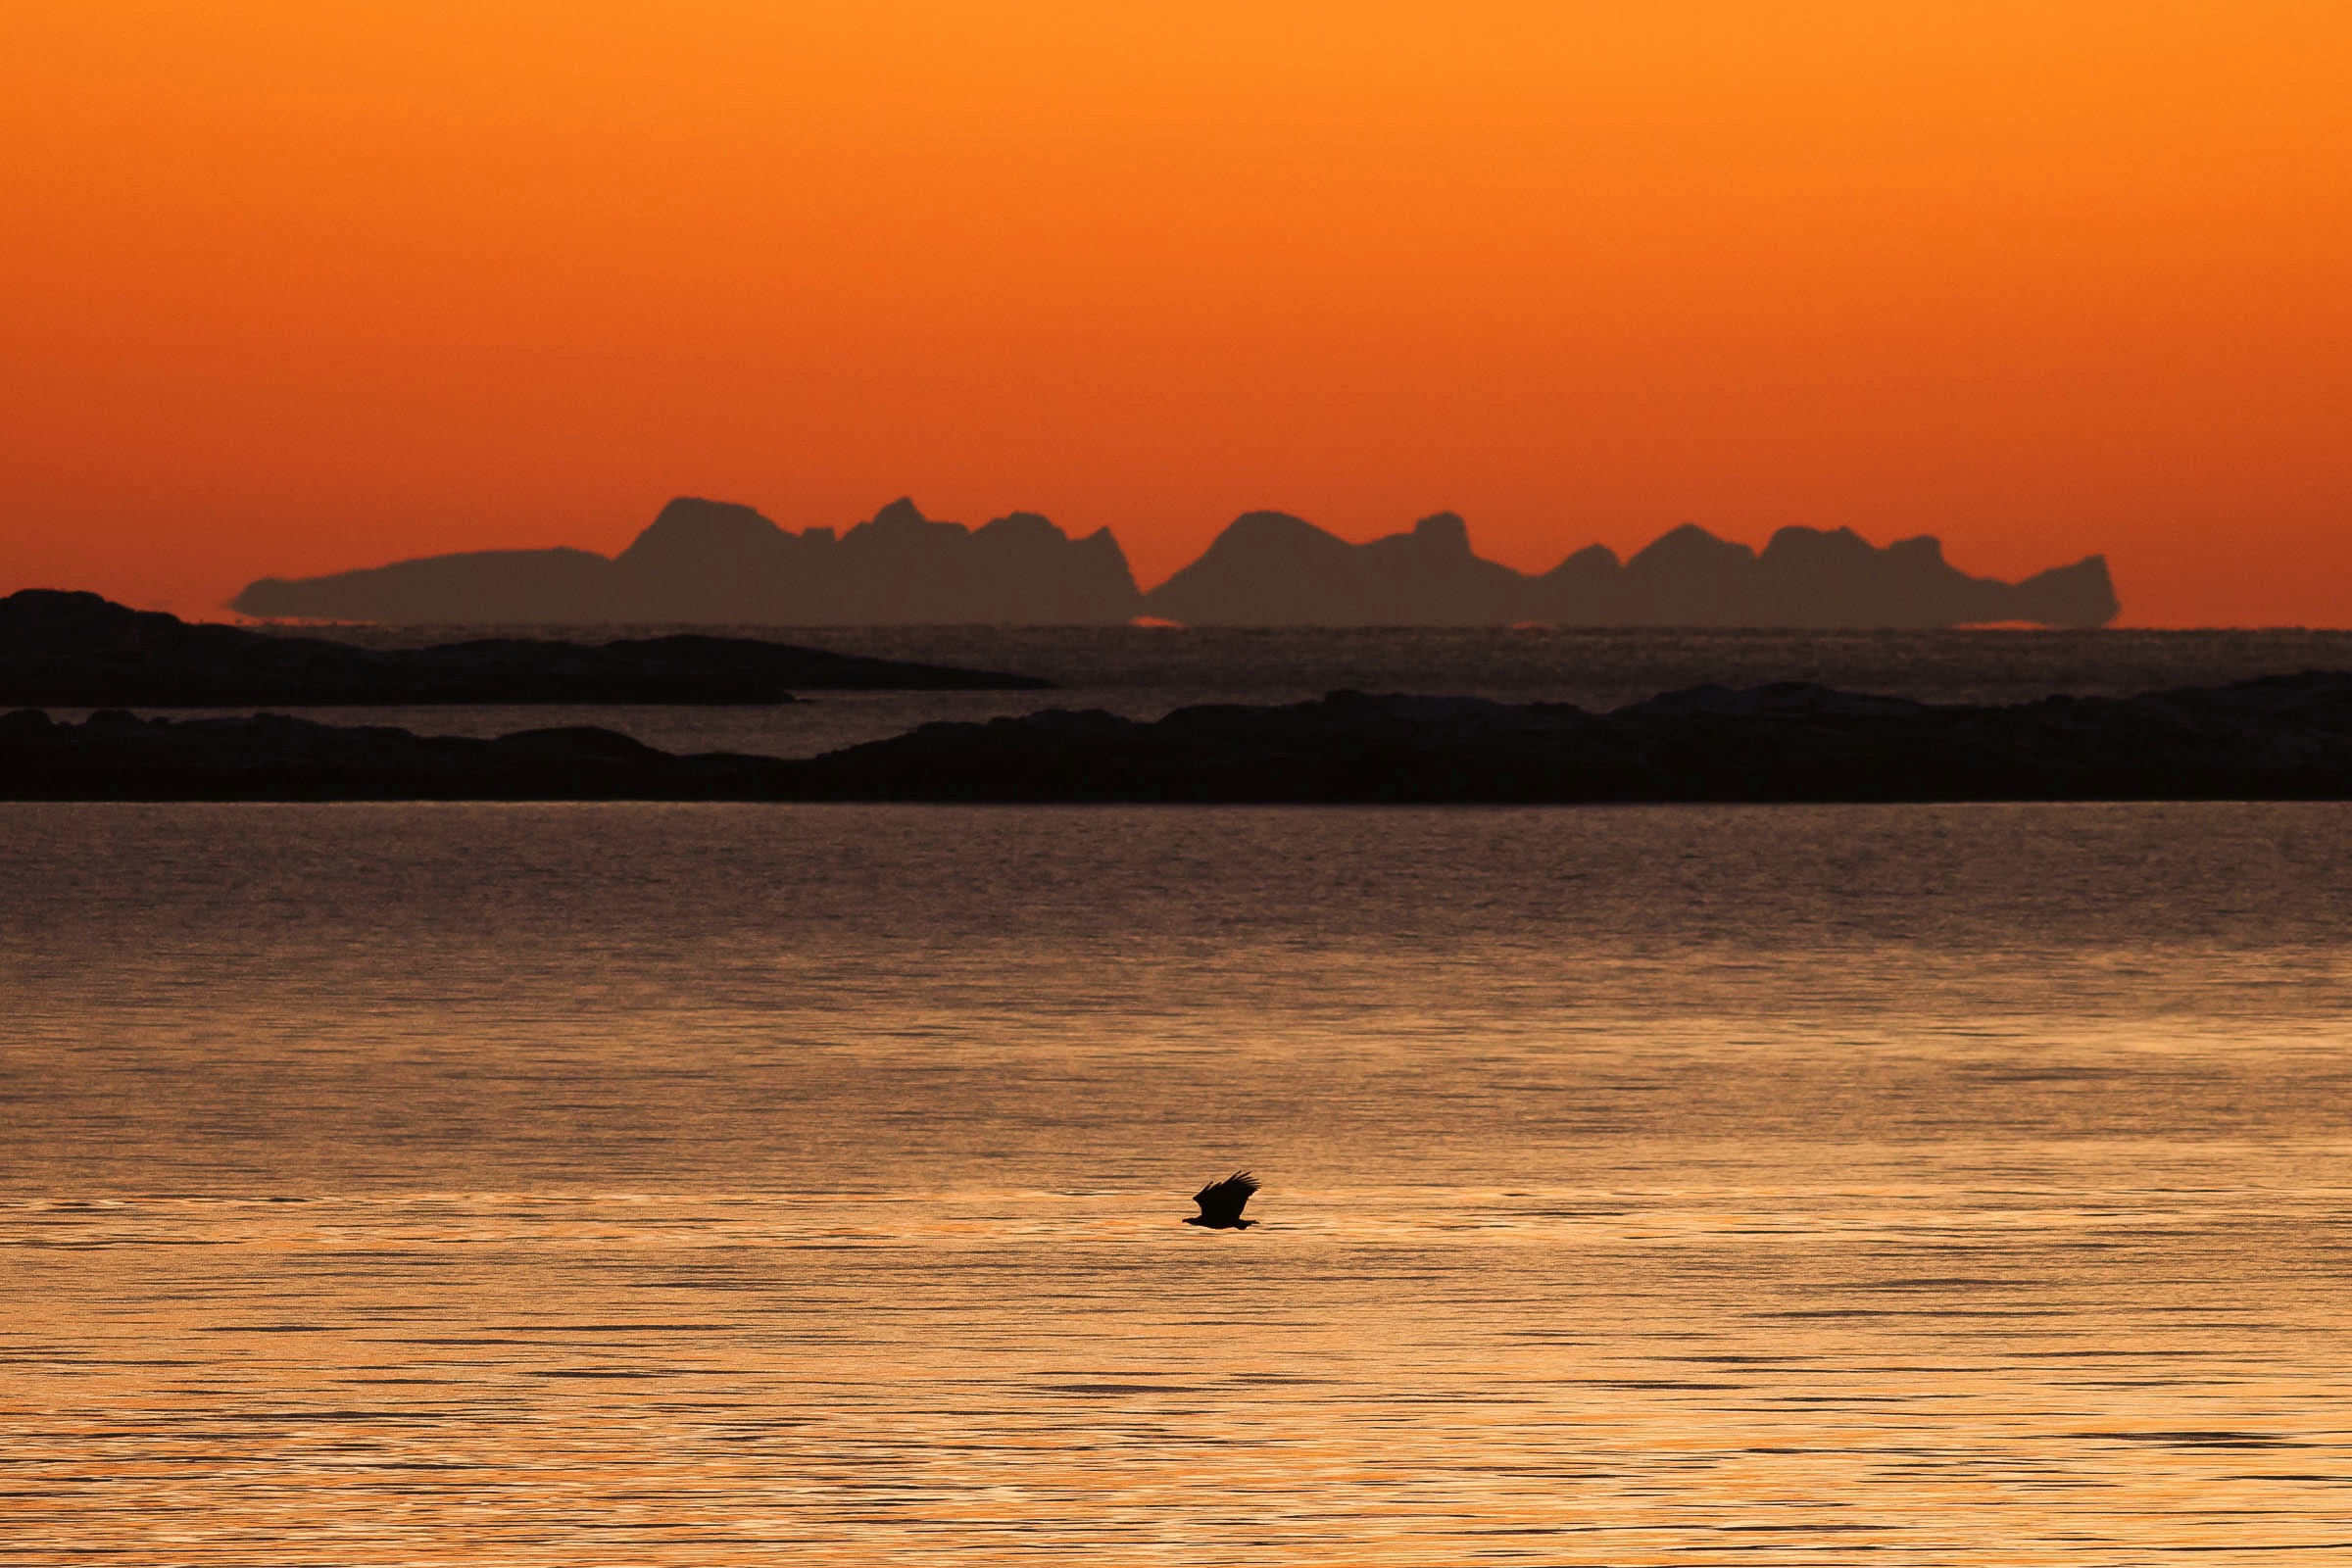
[231,497,2120,629]
[9,673,2350,802]
[0,589,1050,706]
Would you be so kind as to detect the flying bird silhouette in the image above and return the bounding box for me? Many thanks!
[1184,1171,1260,1230]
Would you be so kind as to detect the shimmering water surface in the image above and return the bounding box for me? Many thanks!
[5,802,2351,1563]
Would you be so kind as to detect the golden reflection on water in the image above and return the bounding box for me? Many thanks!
[5,803,2352,1561]
[7,1162,2350,1563]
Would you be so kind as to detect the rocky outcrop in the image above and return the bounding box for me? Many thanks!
[234,497,1144,625]
[0,590,1050,705]
[9,671,2349,802]
[228,498,2117,628]
[0,708,796,799]
[787,674,2352,802]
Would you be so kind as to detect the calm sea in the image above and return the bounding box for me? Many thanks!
[5,799,2350,1563]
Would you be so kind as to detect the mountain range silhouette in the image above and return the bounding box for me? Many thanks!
[232,497,2119,628]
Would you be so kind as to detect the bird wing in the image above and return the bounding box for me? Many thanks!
[1193,1171,1260,1222]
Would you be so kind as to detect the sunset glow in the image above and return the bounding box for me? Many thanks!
[5,2,2348,622]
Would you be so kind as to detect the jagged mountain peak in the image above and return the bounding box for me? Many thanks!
[616,497,787,567]
[1222,511,1335,544]
[867,497,932,530]
[1410,512,1472,555]
[1630,522,1757,571]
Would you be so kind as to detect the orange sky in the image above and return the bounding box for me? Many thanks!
[3,2,2348,624]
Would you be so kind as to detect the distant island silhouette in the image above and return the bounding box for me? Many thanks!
[0,589,1049,706]
[234,498,1141,626]
[11,672,2349,802]
[230,498,2119,629]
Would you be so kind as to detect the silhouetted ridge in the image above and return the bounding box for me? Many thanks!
[237,546,625,624]
[10,670,2351,801]
[1147,512,1524,626]
[235,497,1143,624]
[0,589,1049,705]
[1150,514,2117,627]
[228,500,2115,627]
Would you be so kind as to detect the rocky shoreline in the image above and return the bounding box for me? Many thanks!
[7,672,2351,803]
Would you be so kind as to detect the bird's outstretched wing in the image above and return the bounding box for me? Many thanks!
[1193,1171,1260,1224]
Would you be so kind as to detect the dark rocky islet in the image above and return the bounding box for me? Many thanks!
[0,588,1052,706]
[8,671,2350,803]
[0,708,796,800]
